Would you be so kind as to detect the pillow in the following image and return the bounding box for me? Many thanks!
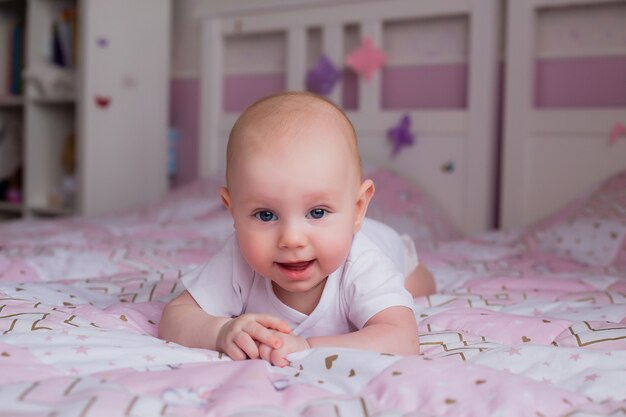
[526,169,626,267]
[364,166,461,252]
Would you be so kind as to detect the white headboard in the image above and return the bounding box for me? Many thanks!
[200,0,501,235]
[500,0,626,229]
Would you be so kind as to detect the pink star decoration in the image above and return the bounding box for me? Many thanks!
[608,122,626,146]
[345,37,387,81]
[584,373,599,382]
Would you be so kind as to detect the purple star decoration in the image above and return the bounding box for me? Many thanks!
[96,37,109,48]
[387,114,415,157]
[306,55,341,96]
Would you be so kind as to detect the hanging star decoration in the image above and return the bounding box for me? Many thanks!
[96,37,109,48]
[306,55,341,96]
[345,37,387,81]
[387,114,415,157]
[608,122,626,146]
[121,74,137,89]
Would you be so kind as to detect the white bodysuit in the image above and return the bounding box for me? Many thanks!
[182,218,417,339]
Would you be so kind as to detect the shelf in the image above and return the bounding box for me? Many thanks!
[0,201,23,213]
[0,95,25,107]
[0,96,76,107]
[30,96,76,106]
[29,205,74,217]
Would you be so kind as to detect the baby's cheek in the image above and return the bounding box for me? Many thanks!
[237,231,273,273]
[317,233,352,274]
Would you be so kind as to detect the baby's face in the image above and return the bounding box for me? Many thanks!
[222,111,369,308]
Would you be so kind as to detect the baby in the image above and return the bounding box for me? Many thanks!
[159,92,435,367]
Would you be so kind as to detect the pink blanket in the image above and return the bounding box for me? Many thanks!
[1,169,624,416]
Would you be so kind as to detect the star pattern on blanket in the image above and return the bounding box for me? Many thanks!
[506,347,522,356]
[1,169,626,415]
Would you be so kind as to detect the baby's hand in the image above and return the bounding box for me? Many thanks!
[217,313,291,361]
[259,332,310,367]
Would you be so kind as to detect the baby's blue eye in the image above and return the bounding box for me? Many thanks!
[308,208,326,219]
[255,210,277,222]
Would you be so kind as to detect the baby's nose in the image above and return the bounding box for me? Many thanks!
[278,221,307,249]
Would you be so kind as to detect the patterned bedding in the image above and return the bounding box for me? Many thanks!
[0,168,624,417]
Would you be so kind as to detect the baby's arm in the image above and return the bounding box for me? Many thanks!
[309,306,419,354]
[158,290,291,360]
[261,306,418,367]
[404,263,436,298]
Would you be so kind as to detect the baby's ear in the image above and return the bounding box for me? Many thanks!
[219,186,232,211]
[354,179,375,232]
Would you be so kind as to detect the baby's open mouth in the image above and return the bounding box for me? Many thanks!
[277,260,313,271]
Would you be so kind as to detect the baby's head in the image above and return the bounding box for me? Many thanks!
[225,91,362,190]
[220,92,375,300]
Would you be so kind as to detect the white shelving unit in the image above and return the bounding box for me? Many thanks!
[0,0,171,220]
[0,0,24,220]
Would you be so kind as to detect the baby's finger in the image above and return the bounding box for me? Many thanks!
[270,350,289,368]
[258,343,272,362]
[224,343,247,361]
[233,332,260,359]
[255,314,291,334]
[245,322,283,349]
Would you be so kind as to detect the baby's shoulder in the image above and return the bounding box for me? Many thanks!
[349,230,383,256]
[345,232,396,272]
[349,219,400,257]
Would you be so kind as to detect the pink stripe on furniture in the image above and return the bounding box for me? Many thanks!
[535,56,626,108]
[219,57,626,113]
[168,56,626,187]
[222,65,469,111]
[381,64,468,109]
[223,73,286,112]
[342,69,359,110]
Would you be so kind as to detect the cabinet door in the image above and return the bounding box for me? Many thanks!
[79,0,170,215]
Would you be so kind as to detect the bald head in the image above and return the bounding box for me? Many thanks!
[226,92,362,186]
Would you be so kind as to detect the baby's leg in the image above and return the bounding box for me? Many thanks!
[404,263,436,298]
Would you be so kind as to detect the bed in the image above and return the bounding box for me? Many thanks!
[1,166,624,416]
[1,0,625,415]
